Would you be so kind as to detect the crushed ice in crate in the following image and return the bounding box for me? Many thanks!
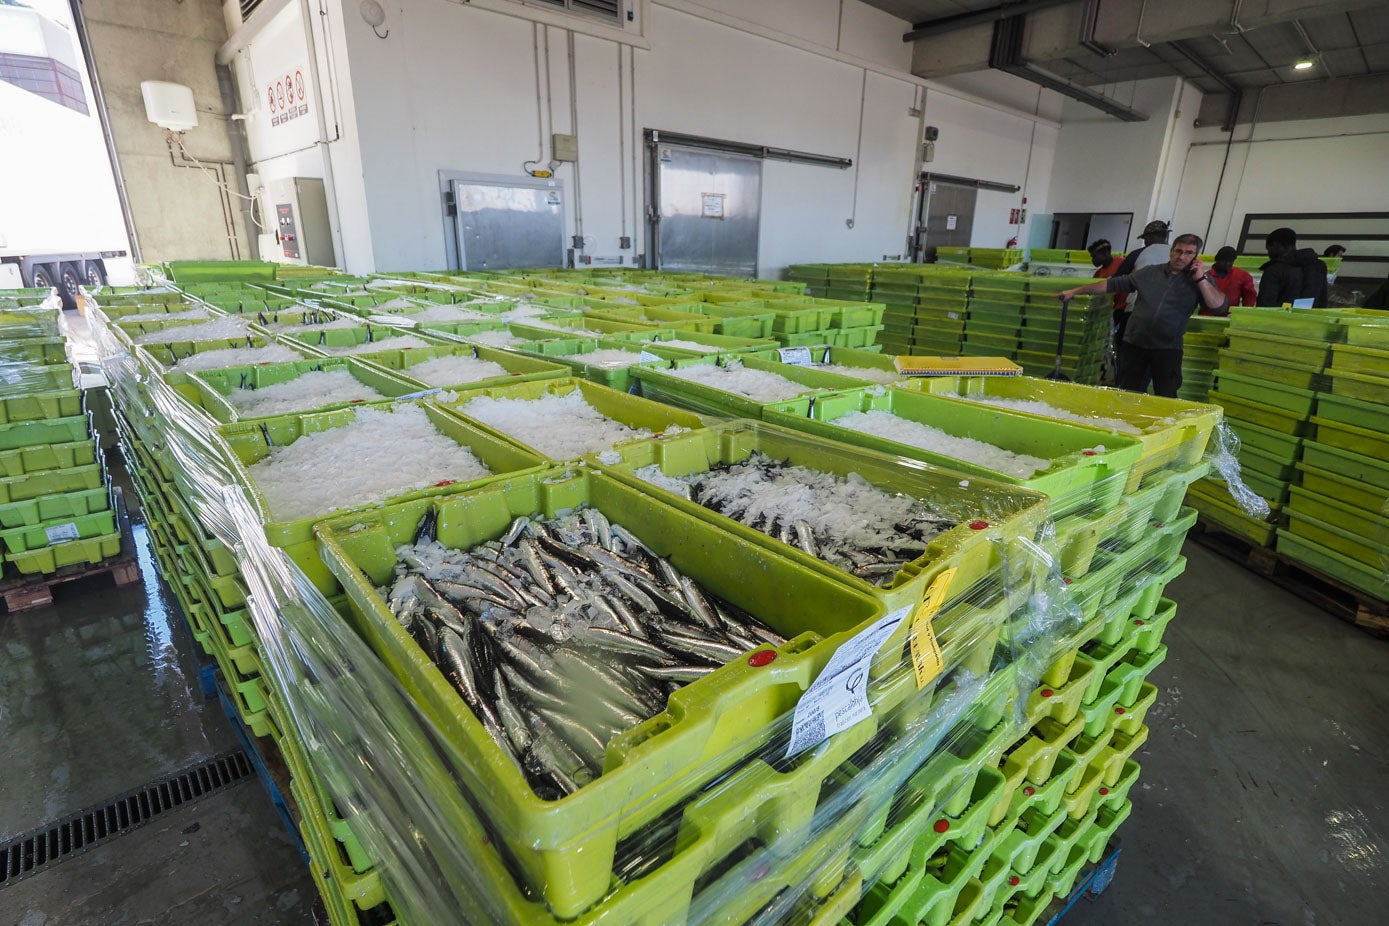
[951,394,1139,434]
[462,329,525,348]
[561,348,648,369]
[171,343,306,371]
[120,307,210,323]
[833,410,1051,479]
[263,315,363,331]
[633,451,955,585]
[643,337,721,354]
[459,390,653,459]
[405,303,498,323]
[226,369,384,418]
[663,359,813,403]
[134,316,252,344]
[249,404,490,521]
[383,505,785,798]
[317,334,437,355]
[406,354,510,386]
[808,362,902,384]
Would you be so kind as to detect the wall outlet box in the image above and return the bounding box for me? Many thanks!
[552,133,579,162]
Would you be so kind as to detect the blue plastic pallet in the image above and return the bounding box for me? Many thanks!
[1046,844,1120,924]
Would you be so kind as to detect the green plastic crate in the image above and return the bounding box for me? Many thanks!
[1227,417,1303,460]
[0,338,68,365]
[1217,351,1325,390]
[1343,321,1389,350]
[1228,306,1346,341]
[762,386,1142,518]
[0,438,97,477]
[1312,415,1389,461]
[506,337,669,391]
[0,508,118,554]
[659,302,778,339]
[591,419,1048,611]
[215,400,546,592]
[185,357,427,423]
[436,377,706,462]
[1316,391,1389,432]
[315,466,886,919]
[279,323,448,355]
[136,336,312,372]
[905,375,1221,490]
[1287,485,1387,548]
[1284,505,1385,570]
[629,354,872,419]
[581,304,722,334]
[0,485,111,530]
[1326,368,1389,405]
[1276,529,1388,601]
[357,343,568,393]
[0,461,104,504]
[1297,462,1388,517]
[1207,390,1310,435]
[0,388,83,425]
[6,530,121,575]
[507,315,649,340]
[1226,330,1332,367]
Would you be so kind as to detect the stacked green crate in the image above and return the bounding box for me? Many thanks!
[1188,308,1339,546]
[1179,316,1228,402]
[787,263,831,297]
[1279,319,1389,598]
[1019,280,1111,384]
[0,300,119,577]
[871,266,925,355]
[825,264,875,302]
[969,248,1026,270]
[964,273,1026,361]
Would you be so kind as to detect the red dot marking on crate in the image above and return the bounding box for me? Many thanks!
[1023,786,1035,796]
[1041,689,1054,698]
[1082,450,1097,456]
[1063,577,1073,585]
[933,819,950,833]
[433,480,455,487]
[748,650,777,667]
[1009,876,1020,887]
[1154,522,1164,528]
[1115,707,1126,715]
[969,520,990,530]
[1134,620,1146,626]
[1099,788,1110,796]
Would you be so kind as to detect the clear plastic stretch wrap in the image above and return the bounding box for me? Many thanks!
[87,285,1183,925]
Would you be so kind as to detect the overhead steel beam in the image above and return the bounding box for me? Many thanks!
[903,0,1073,43]
[1168,40,1243,131]
[988,14,1147,121]
[1196,71,1389,125]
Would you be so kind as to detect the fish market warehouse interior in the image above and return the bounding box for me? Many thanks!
[1,0,1388,924]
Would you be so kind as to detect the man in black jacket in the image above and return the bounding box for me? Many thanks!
[1258,227,1329,307]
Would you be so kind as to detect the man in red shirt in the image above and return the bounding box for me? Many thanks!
[1206,246,1254,314]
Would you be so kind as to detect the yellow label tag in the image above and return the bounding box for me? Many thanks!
[910,568,956,689]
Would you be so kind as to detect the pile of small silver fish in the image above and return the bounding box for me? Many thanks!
[382,506,786,800]
[640,452,956,587]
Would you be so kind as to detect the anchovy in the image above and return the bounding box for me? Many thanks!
[501,516,530,547]
[792,520,819,557]
[580,627,675,664]
[413,507,438,545]
[603,570,660,616]
[492,668,533,755]
[678,576,721,630]
[639,664,717,683]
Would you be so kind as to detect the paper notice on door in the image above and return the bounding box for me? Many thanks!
[946,215,958,230]
[785,605,910,758]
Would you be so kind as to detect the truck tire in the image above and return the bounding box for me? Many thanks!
[82,261,106,288]
[28,263,59,293]
[58,262,83,310]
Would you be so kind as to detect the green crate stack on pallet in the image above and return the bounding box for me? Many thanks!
[825,264,876,302]
[753,378,1215,926]
[969,248,1026,270]
[788,263,833,297]
[963,272,1026,361]
[1018,280,1111,385]
[0,294,120,579]
[1179,316,1228,402]
[1278,316,1389,599]
[1187,308,1339,546]
[871,266,973,357]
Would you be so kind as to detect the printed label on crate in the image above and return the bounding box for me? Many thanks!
[638,350,664,363]
[777,347,813,366]
[786,604,910,758]
[45,522,81,544]
[909,568,955,690]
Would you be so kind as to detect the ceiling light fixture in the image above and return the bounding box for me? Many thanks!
[1293,58,1315,70]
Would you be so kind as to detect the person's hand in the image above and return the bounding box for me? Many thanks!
[1189,258,1207,279]
[1055,289,1075,301]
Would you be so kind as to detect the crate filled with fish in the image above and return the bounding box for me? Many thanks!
[349,343,568,392]
[277,322,444,357]
[134,334,311,374]
[116,313,251,347]
[215,400,545,591]
[763,386,1142,518]
[739,345,909,385]
[634,329,781,357]
[628,355,870,419]
[436,378,705,462]
[173,357,424,423]
[241,305,367,334]
[315,464,944,919]
[592,420,1047,612]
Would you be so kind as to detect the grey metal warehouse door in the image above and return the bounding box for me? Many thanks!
[922,180,976,249]
[450,177,565,271]
[653,145,761,277]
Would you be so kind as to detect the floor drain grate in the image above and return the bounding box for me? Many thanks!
[0,749,253,888]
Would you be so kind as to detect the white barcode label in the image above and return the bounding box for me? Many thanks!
[785,605,909,758]
[778,347,813,365]
[45,522,81,544]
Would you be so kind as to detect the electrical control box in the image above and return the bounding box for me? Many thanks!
[267,176,334,267]
[552,133,579,162]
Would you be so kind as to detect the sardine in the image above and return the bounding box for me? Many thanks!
[501,516,530,547]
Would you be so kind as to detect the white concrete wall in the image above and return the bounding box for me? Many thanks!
[1171,112,1389,250]
[1046,77,1201,244]
[229,0,1063,276]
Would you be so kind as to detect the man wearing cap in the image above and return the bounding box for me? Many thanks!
[1116,220,1172,274]
[1206,247,1255,313]
[1055,233,1228,398]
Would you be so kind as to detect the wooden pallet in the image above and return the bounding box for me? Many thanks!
[1191,516,1389,638]
[0,486,142,613]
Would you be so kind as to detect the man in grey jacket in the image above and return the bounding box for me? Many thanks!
[1057,233,1228,397]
